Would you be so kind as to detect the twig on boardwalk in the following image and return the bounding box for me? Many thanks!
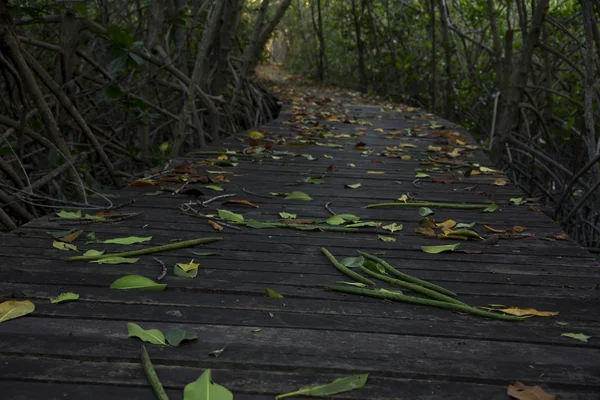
[242,187,273,198]
[325,201,336,216]
[201,193,237,206]
[412,179,422,188]
[48,212,144,224]
[154,257,167,281]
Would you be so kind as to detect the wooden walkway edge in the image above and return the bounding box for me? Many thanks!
[1,85,599,399]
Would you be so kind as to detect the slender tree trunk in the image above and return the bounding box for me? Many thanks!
[312,0,326,82]
[580,0,597,161]
[437,0,454,119]
[429,0,437,110]
[350,0,368,92]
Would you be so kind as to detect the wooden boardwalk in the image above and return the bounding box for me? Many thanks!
[1,85,599,399]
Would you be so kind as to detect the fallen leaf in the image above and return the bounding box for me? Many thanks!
[494,178,508,186]
[208,220,223,231]
[497,307,558,317]
[102,236,152,245]
[223,199,259,208]
[347,163,356,168]
[166,328,197,346]
[345,183,362,189]
[555,233,569,240]
[176,259,200,272]
[484,225,507,233]
[252,328,262,333]
[276,374,368,399]
[507,381,556,400]
[174,265,198,278]
[279,212,296,219]
[217,209,244,223]
[285,191,312,201]
[340,256,365,268]
[511,225,527,233]
[265,288,283,298]
[483,203,499,213]
[91,257,139,264]
[382,223,403,232]
[50,292,79,304]
[415,172,430,178]
[204,184,224,191]
[52,240,78,252]
[246,220,277,229]
[130,179,155,187]
[414,226,436,237]
[0,300,35,323]
[510,197,527,205]
[421,243,461,254]
[378,235,397,242]
[561,332,591,342]
[419,207,434,217]
[110,275,167,291]
[49,230,82,243]
[337,281,368,287]
[56,210,82,219]
[367,170,385,174]
[345,221,380,228]
[436,220,457,229]
[127,322,166,345]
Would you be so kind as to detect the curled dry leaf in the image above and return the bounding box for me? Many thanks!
[507,381,555,400]
[130,179,155,187]
[208,220,224,231]
[496,307,558,317]
[494,178,508,186]
[555,233,569,240]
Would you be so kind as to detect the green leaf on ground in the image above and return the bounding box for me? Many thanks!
[52,240,78,252]
[265,288,284,298]
[0,300,35,323]
[378,235,397,242]
[101,236,152,245]
[110,275,167,291]
[364,260,386,274]
[561,333,591,342]
[204,185,224,191]
[175,259,199,272]
[510,197,527,205]
[347,163,356,168]
[345,221,380,228]
[275,374,369,399]
[382,223,403,232]
[415,172,430,178]
[345,183,362,189]
[337,281,368,288]
[50,292,79,304]
[165,328,197,346]
[83,249,105,257]
[279,212,297,219]
[340,256,365,268]
[421,243,461,254]
[285,191,312,201]
[56,210,82,219]
[91,257,140,265]
[174,265,198,278]
[246,220,277,229]
[483,203,499,213]
[326,215,346,225]
[419,207,434,217]
[184,369,233,400]
[217,209,244,223]
[455,222,476,228]
[127,322,166,345]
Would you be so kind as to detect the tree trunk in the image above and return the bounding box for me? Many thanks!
[350,0,368,92]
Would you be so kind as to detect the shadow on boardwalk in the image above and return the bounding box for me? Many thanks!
[1,77,599,399]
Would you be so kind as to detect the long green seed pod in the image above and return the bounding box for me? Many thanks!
[321,247,375,286]
[141,345,170,400]
[358,251,456,297]
[69,237,223,261]
[359,265,467,306]
[330,285,523,321]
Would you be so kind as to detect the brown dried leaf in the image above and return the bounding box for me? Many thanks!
[484,225,506,233]
[208,220,223,231]
[511,225,527,233]
[480,235,499,246]
[499,307,559,317]
[130,179,155,187]
[414,227,436,237]
[554,233,569,240]
[507,382,556,400]
[223,199,259,208]
[59,230,83,243]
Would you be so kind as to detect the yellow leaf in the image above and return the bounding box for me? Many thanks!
[247,131,264,139]
[400,143,417,148]
[427,145,442,152]
[484,225,506,233]
[374,128,384,132]
[176,259,200,272]
[0,300,35,323]
[498,307,558,317]
[436,219,457,229]
[217,154,228,160]
[494,178,508,186]
[479,166,499,173]
[401,155,411,161]
[507,382,556,400]
[397,194,409,203]
[367,171,385,174]
[52,240,78,252]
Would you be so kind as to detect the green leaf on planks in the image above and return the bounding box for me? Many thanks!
[340,256,365,268]
[110,275,167,291]
[184,369,233,400]
[419,207,434,217]
[510,197,527,205]
[561,333,591,342]
[415,172,430,178]
[482,203,499,213]
[190,252,223,257]
[382,223,403,232]
[252,328,262,332]
[46,229,81,242]
[285,191,312,201]
[378,235,397,242]
[101,236,152,245]
[174,265,198,278]
[165,328,197,347]
[0,300,35,323]
[265,288,283,298]
[345,221,380,228]
[275,374,369,399]
[345,183,362,189]
[204,185,224,191]
[91,257,140,265]
[83,249,105,257]
[56,209,82,219]
[52,240,78,252]
[421,243,461,254]
[50,292,79,304]
[217,209,244,223]
[347,163,356,168]
[127,322,166,345]
[246,220,277,229]
[300,176,324,184]
[455,222,476,229]
[363,260,386,274]
[279,212,297,219]
[337,281,368,288]
[176,259,199,272]
[326,215,346,226]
